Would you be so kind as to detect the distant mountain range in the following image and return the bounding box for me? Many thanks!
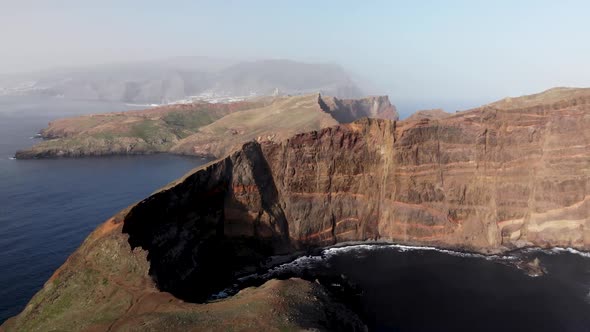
[0,58,364,104]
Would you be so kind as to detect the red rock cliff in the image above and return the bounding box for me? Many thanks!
[121,94,590,291]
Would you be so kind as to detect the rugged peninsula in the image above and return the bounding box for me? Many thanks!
[15,94,398,159]
[3,87,589,331]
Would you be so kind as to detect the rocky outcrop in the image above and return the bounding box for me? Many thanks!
[4,88,589,330]
[320,95,399,123]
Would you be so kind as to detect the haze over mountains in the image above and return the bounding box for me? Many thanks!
[0,57,364,104]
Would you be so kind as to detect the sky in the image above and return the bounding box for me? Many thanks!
[2,0,590,111]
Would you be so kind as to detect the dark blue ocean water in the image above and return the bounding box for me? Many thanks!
[0,97,207,323]
[233,245,590,332]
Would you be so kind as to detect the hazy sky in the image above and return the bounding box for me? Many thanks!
[2,0,590,110]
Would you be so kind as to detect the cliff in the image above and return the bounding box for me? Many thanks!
[15,94,399,159]
[128,96,589,254]
[4,88,590,331]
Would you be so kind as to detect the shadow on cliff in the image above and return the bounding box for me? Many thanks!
[240,141,290,245]
[121,142,291,303]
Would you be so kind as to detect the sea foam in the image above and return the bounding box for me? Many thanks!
[211,243,590,300]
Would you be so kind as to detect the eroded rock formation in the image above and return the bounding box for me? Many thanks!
[319,95,399,123]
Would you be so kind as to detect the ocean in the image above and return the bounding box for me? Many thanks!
[0,96,207,323]
[229,244,590,331]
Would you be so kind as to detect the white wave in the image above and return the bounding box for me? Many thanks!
[324,243,517,261]
[550,247,590,258]
[8,156,16,160]
[209,290,229,300]
[244,254,326,281]
[236,243,590,289]
[521,246,590,258]
[243,243,518,284]
[213,243,590,300]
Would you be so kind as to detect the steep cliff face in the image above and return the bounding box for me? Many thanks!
[121,146,293,302]
[265,99,589,251]
[139,96,589,255]
[121,96,589,260]
[4,90,589,330]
